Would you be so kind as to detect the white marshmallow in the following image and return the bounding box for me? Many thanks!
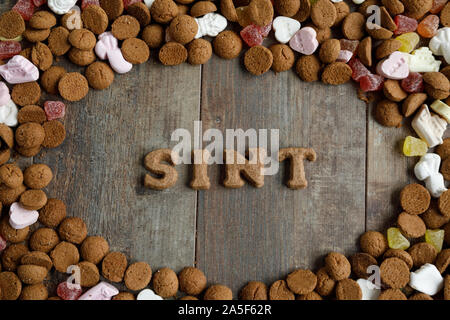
[195,13,227,39]
[137,289,163,300]
[429,28,450,64]
[409,264,444,296]
[430,100,450,123]
[273,16,301,44]
[414,153,447,197]
[0,99,18,127]
[412,105,447,148]
[406,47,441,73]
[48,0,78,15]
[356,279,381,300]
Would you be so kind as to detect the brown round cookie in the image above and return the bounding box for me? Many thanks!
[423,72,450,100]
[11,82,41,107]
[213,30,242,60]
[168,15,197,45]
[333,1,349,26]
[274,0,300,17]
[178,266,207,295]
[383,249,413,270]
[124,262,152,291]
[356,36,372,66]
[325,252,351,281]
[31,42,53,71]
[68,48,96,66]
[239,281,268,300]
[68,28,96,50]
[315,267,335,296]
[438,190,450,217]
[0,163,23,189]
[378,288,407,300]
[20,283,48,300]
[442,66,450,81]
[102,251,128,282]
[269,44,294,73]
[0,10,25,39]
[321,62,352,85]
[15,122,45,149]
[41,66,67,95]
[0,184,27,207]
[18,105,47,124]
[23,28,51,43]
[350,253,378,279]
[159,42,188,66]
[30,228,59,253]
[376,39,402,60]
[342,12,365,40]
[247,0,274,26]
[151,0,179,24]
[297,291,323,300]
[311,0,337,29]
[111,15,140,40]
[408,242,438,268]
[39,198,66,228]
[187,39,212,65]
[422,201,450,229]
[366,24,394,40]
[383,80,407,102]
[16,146,41,158]
[80,236,109,264]
[21,251,53,271]
[0,272,22,300]
[17,265,47,285]
[20,189,47,211]
[236,6,253,27]
[190,1,216,17]
[402,93,427,117]
[436,138,450,160]
[409,293,433,300]
[296,55,321,82]
[23,163,53,189]
[203,284,232,300]
[319,38,340,64]
[153,267,179,297]
[122,38,150,64]
[397,212,426,238]
[58,217,87,245]
[311,25,332,44]
[436,249,450,273]
[441,157,450,181]
[403,0,433,19]
[244,45,273,76]
[1,243,29,271]
[58,72,89,102]
[286,269,317,295]
[335,279,362,300]
[82,5,109,35]
[142,24,165,48]
[127,2,151,26]
[100,0,124,20]
[50,241,80,273]
[42,120,66,149]
[359,231,388,258]
[30,11,56,29]
[85,62,114,90]
[113,292,136,300]
[374,100,403,127]
[382,0,404,15]
[380,257,410,289]
[294,0,312,22]
[268,280,295,300]
[220,0,238,22]
[77,261,100,287]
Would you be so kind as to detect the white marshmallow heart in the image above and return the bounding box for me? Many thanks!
[137,289,163,300]
[273,16,301,44]
[409,264,444,296]
[429,27,450,64]
[195,13,227,39]
[9,202,39,230]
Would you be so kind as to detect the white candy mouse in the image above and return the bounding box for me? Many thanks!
[409,264,444,296]
[411,105,447,148]
[273,16,301,44]
[429,27,450,64]
[195,13,227,39]
[414,153,447,198]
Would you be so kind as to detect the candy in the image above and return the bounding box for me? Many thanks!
[356,279,381,300]
[32,0,47,7]
[409,264,444,295]
[95,32,132,74]
[259,23,272,37]
[240,25,264,47]
[123,0,142,9]
[0,55,39,84]
[417,15,439,38]
[12,0,36,21]
[406,47,441,73]
[430,0,448,13]
[387,227,410,250]
[396,32,420,53]
[0,82,10,106]
[412,105,447,148]
[289,27,319,55]
[0,41,22,60]
[44,101,66,121]
[376,51,409,80]
[81,0,100,10]
[137,289,163,300]
[9,202,39,230]
[336,50,353,63]
[0,100,19,127]
[414,153,447,198]
[425,229,445,252]
[78,281,119,300]
[272,16,300,44]
[394,15,418,35]
[144,0,155,8]
[195,13,227,39]
[401,72,424,93]
[48,0,78,15]
[359,74,384,92]
[403,136,428,157]
[348,57,370,81]
[57,281,82,300]
[340,39,359,54]
[64,5,82,30]
[429,27,450,64]
[430,100,450,122]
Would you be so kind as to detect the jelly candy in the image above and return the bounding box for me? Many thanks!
[395,32,420,53]
[240,25,264,47]
[123,0,141,9]
[401,72,424,93]
[81,0,100,10]
[387,227,410,250]
[32,0,46,6]
[394,15,418,35]
[0,235,6,252]
[425,229,444,252]
[13,0,36,21]
[57,281,82,300]
[340,39,359,54]
[403,136,428,156]
[417,15,439,38]
[0,41,22,60]
[44,101,66,120]
[359,74,384,92]
[259,23,272,37]
[348,57,370,82]
[430,0,448,13]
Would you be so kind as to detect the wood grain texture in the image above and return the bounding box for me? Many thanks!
[196,56,367,293]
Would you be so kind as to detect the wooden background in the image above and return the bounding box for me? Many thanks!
[1,0,418,296]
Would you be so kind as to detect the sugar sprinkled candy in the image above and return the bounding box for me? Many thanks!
[81,0,100,10]
[394,15,418,35]
[57,281,83,300]
[240,25,264,47]
[417,15,439,38]
[425,229,445,252]
[359,74,384,92]
[401,72,424,93]
[13,0,35,20]
[396,32,420,53]
[387,227,410,250]
[348,57,370,82]
[0,41,21,60]
[44,101,66,121]
[403,136,428,157]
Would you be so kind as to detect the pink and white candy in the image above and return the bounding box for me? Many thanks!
[0,82,10,106]
[376,51,409,80]
[289,27,319,55]
[78,281,119,300]
[95,32,132,74]
[9,202,39,230]
[0,55,39,84]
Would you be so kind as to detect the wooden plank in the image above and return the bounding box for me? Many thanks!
[197,55,367,294]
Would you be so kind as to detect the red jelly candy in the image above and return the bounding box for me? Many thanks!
[401,72,424,93]
[0,41,22,60]
[417,15,439,38]
[240,25,264,47]
[259,23,272,37]
[82,0,100,10]
[340,39,359,54]
[359,74,384,92]
[0,235,6,252]
[57,282,82,300]
[348,57,370,82]
[44,101,66,120]
[430,0,447,13]
[123,0,142,9]
[394,15,418,35]
[13,0,36,21]
[32,0,46,7]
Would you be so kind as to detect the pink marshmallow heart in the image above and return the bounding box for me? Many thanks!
[289,27,319,55]
[376,51,409,80]
[0,82,10,106]
[9,202,39,230]
[78,281,119,300]
[0,55,40,84]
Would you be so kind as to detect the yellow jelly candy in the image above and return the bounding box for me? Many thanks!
[387,227,410,250]
[403,136,428,156]
[396,32,420,53]
[425,229,444,252]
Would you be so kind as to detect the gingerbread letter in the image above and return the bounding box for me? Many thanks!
[190,149,211,190]
[223,148,264,188]
[144,149,178,190]
[279,148,316,189]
